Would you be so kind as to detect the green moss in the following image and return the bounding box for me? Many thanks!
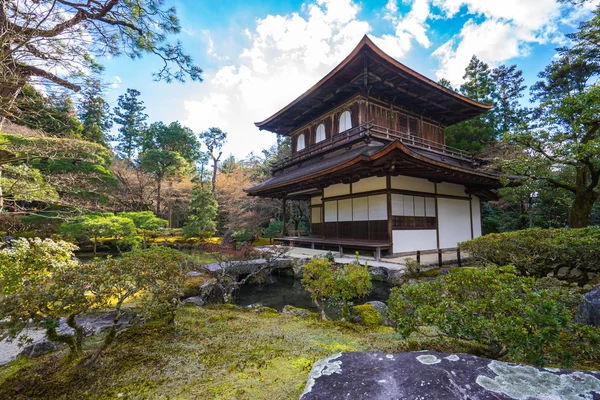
[182,274,210,297]
[282,305,314,316]
[2,304,587,400]
[352,304,384,327]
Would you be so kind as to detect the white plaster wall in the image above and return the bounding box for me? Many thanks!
[338,199,352,222]
[311,196,322,205]
[393,230,437,253]
[437,182,467,197]
[324,183,350,198]
[368,195,387,220]
[390,175,435,193]
[324,201,337,222]
[438,198,472,248]
[471,196,482,238]
[352,176,386,193]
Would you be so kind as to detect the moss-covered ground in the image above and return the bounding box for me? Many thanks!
[0,305,485,400]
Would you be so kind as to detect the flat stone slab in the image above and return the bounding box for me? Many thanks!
[301,351,600,400]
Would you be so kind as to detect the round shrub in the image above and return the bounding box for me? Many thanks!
[387,265,600,367]
[460,227,600,284]
[351,304,383,327]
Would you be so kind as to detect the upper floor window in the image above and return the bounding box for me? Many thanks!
[297,133,306,151]
[339,110,352,133]
[316,123,326,143]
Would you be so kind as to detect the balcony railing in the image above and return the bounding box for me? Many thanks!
[271,124,368,171]
[369,124,473,161]
[271,122,473,171]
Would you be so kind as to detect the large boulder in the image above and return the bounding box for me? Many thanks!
[0,312,133,365]
[199,279,226,305]
[301,351,600,400]
[581,285,600,327]
[368,267,389,282]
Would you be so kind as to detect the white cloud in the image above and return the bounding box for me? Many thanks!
[110,75,122,89]
[429,0,568,85]
[183,0,412,159]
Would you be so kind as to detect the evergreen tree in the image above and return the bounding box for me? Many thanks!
[9,85,83,138]
[437,78,454,90]
[113,89,147,162]
[78,81,113,146]
[142,121,200,163]
[444,56,497,153]
[183,185,218,238]
[199,127,227,193]
[491,64,527,135]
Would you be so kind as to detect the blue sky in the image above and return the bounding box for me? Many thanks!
[99,0,598,159]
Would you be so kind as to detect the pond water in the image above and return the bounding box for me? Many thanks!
[233,275,392,315]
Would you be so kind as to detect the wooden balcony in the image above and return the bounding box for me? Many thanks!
[271,122,474,172]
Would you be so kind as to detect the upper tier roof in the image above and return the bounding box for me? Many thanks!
[255,35,492,135]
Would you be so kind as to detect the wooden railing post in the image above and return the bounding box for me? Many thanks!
[438,249,442,267]
[416,250,421,264]
[457,247,462,267]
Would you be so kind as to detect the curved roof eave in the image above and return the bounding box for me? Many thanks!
[244,140,502,196]
[254,35,492,131]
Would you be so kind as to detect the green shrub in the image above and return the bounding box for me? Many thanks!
[262,220,283,238]
[302,254,372,320]
[231,229,257,243]
[352,304,383,327]
[387,266,600,367]
[0,240,191,366]
[59,213,137,254]
[461,227,600,283]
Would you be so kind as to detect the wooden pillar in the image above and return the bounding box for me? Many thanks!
[469,195,474,239]
[282,197,287,237]
[434,183,440,250]
[386,174,392,246]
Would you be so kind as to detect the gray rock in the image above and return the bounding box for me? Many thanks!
[183,296,205,307]
[20,340,61,358]
[2,312,133,364]
[301,351,600,400]
[569,268,584,280]
[387,270,406,285]
[439,268,451,276]
[364,301,394,327]
[282,305,312,316]
[199,280,225,305]
[368,267,389,281]
[556,267,570,279]
[581,285,600,327]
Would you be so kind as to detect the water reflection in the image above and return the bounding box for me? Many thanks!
[233,274,391,314]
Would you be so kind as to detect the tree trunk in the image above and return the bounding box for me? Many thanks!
[569,189,599,228]
[211,157,218,193]
[156,177,162,215]
[93,235,97,255]
[0,166,3,214]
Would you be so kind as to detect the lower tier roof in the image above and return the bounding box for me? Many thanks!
[245,140,502,200]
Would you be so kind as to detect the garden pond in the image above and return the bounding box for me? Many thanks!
[232,274,392,315]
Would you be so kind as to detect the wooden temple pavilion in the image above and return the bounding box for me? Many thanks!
[245,35,502,259]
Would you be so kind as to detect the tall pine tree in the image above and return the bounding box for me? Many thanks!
[491,64,527,136]
[444,56,497,153]
[113,88,147,162]
[78,81,112,146]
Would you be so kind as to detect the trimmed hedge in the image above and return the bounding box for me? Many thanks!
[460,227,600,284]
